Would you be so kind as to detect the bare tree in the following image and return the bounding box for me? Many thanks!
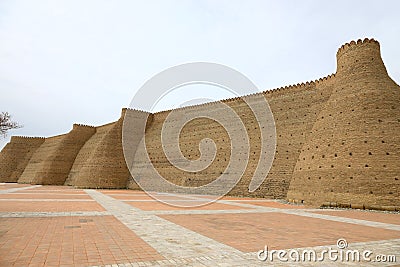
[0,112,22,137]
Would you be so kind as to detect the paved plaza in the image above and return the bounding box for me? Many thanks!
[0,183,399,266]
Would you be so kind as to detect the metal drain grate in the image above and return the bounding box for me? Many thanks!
[79,219,93,223]
[64,225,81,229]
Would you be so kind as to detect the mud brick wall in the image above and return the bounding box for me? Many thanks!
[65,109,134,188]
[17,124,95,185]
[1,38,399,210]
[139,81,333,198]
[0,136,45,182]
[287,39,400,209]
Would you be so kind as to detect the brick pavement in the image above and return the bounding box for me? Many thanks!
[0,184,399,266]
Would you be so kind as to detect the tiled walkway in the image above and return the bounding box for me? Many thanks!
[0,183,399,266]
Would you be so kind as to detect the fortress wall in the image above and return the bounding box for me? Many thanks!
[1,38,398,211]
[287,39,400,209]
[17,125,95,185]
[136,78,333,197]
[65,123,115,186]
[67,109,138,188]
[251,78,334,198]
[18,134,66,184]
[0,137,45,182]
[136,105,233,192]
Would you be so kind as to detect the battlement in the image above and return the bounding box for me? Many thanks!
[11,136,46,141]
[335,38,387,77]
[336,38,379,58]
[73,123,96,129]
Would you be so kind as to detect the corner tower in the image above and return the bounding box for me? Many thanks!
[287,39,400,209]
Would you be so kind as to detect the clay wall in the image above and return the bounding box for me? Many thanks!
[1,38,399,210]
[0,136,45,182]
[287,39,400,209]
[17,125,95,184]
[66,109,138,188]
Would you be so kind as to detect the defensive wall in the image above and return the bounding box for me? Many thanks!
[1,38,399,210]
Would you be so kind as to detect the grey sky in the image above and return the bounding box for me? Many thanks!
[0,0,399,150]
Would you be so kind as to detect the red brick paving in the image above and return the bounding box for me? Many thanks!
[0,193,91,199]
[0,183,29,190]
[24,190,87,195]
[196,195,270,201]
[312,210,400,225]
[0,216,163,266]
[0,201,105,212]
[23,186,78,191]
[1,185,399,266]
[238,201,307,209]
[109,195,186,201]
[126,201,252,211]
[160,212,400,252]
[99,190,145,194]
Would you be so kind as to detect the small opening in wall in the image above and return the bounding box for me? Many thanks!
[349,152,352,156]
[334,153,338,157]
[368,152,372,155]
[365,164,369,167]
[386,152,390,155]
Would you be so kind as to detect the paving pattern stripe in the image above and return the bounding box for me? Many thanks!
[89,238,400,266]
[143,208,320,215]
[0,199,95,201]
[282,210,400,231]
[85,189,245,259]
[0,184,42,194]
[1,192,87,195]
[163,192,400,231]
[0,211,111,217]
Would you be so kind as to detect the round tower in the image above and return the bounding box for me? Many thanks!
[287,38,400,210]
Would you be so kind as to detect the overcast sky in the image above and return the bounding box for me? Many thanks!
[1,0,399,150]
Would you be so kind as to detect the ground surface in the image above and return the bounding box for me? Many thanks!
[0,183,399,266]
